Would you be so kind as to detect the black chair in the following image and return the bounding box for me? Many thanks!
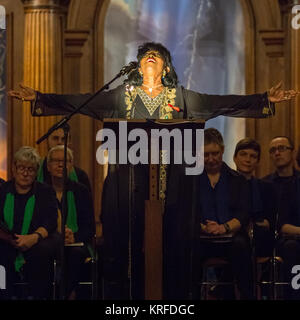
[53,236,99,300]
[251,224,287,300]
[196,234,237,300]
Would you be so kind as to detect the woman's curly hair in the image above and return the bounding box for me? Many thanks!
[124,42,178,88]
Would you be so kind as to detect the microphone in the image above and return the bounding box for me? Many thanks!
[120,61,138,75]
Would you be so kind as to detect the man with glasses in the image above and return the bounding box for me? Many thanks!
[263,137,300,299]
[263,136,300,217]
[264,137,298,181]
[0,146,59,300]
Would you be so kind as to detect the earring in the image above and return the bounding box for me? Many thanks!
[162,70,166,78]
[139,70,143,76]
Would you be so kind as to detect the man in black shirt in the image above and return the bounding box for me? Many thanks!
[192,128,253,300]
[262,136,300,299]
[0,146,59,300]
[276,177,300,300]
[263,136,300,205]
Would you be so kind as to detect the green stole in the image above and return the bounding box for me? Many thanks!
[37,159,79,183]
[61,190,94,259]
[3,192,36,272]
[65,191,78,233]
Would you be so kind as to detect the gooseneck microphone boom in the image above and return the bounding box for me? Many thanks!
[120,61,138,75]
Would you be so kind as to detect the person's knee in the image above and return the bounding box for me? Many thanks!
[279,240,300,261]
[25,237,59,264]
[67,247,88,264]
[232,233,250,252]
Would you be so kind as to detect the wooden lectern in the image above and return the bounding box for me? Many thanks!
[103,118,205,300]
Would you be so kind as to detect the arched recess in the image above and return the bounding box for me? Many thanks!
[0,0,25,179]
[65,0,110,237]
[92,0,284,178]
[243,0,286,177]
[240,0,281,140]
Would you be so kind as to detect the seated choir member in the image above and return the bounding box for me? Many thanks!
[37,124,92,194]
[0,146,59,300]
[46,145,95,300]
[276,174,300,300]
[263,136,300,209]
[233,138,275,257]
[193,128,254,300]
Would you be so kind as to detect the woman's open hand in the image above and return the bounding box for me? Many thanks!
[268,81,299,103]
[8,83,36,102]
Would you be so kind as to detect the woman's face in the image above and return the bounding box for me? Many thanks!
[139,50,166,79]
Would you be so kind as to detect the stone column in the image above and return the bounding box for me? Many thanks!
[21,0,69,156]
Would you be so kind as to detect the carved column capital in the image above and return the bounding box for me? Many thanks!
[21,0,70,12]
[64,30,90,57]
[259,29,285,57]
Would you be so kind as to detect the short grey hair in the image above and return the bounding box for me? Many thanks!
[14,146,41,169]
[47,145,74,164]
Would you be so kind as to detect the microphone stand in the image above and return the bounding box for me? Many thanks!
[58,123,69,300]
[36,63,136,300]
[36,64,135,145]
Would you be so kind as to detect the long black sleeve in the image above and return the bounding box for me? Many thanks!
[183,88,275,120]
[31,85,124,120]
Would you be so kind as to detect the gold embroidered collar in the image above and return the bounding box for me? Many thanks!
[125,85,176,120]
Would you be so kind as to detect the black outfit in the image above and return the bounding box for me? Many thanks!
[262,170,300,299]
[0,178,5,186]
[0,180,59,299]
[165,163,253,300]
[276,177,300,300]
[196,164,253,300]
[40,157,92,194]
[248,178,275,257]
[55,179,95,297]
[262,169,300,224]
[31,84,275,299]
